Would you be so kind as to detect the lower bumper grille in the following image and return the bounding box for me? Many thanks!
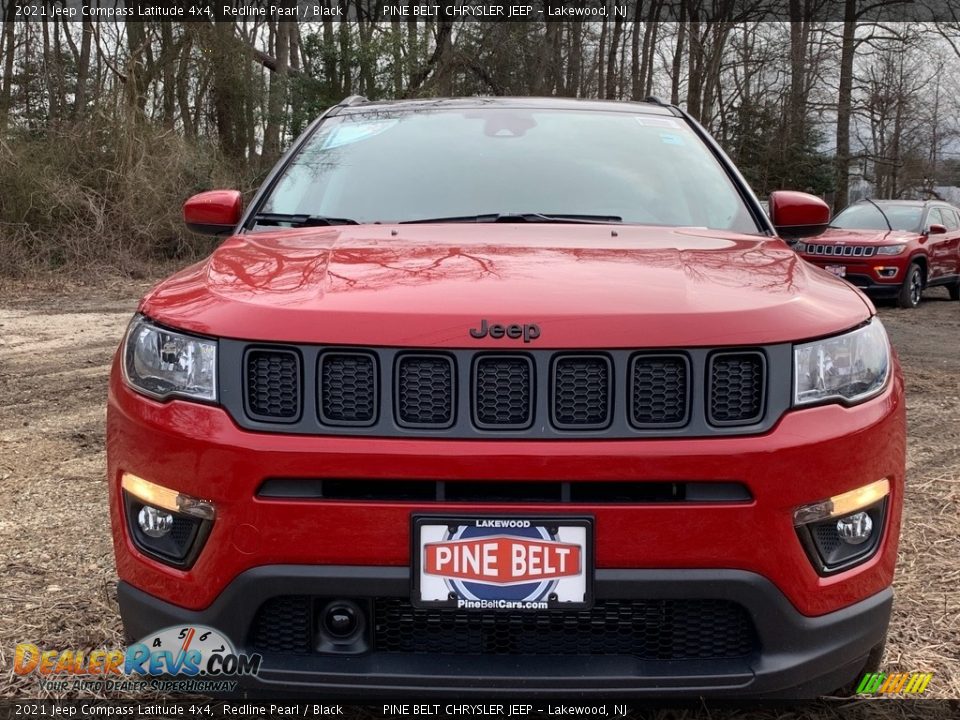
[250,596,758,660]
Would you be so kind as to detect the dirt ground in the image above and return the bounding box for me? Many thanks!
[0,276,957,717]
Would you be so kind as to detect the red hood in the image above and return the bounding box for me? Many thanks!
[140,225,872,348]
[815,227,918,245]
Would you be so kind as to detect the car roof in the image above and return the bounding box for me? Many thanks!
[851,199,943,207]
[335,96,679,117]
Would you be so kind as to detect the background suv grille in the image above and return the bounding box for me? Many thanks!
[224,343,783,438]
[319,352,377,425]
[552,356,611,428]
[709,352,765,425]
[474,356,533,428]
[245,349,300,421]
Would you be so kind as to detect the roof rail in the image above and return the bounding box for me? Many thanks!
[340,95,369,107]
[645,95,665,105]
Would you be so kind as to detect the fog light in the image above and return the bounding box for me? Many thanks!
[138,506,173,538]
[837,511,873,545]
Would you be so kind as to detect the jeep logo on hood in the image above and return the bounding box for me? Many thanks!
[469,319,541,343]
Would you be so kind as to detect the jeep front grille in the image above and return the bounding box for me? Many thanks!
[244,349,301,421]
[474,356,534,428]
[552,356,611,428]
[804,244,876,257]
[708,352,765,425]
[630,355,689,427]
[319,352,377,425]
[396,354,455,428]
[228,344,789,438]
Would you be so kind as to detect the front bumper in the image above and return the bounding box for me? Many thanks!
[801,258,903,296]
[117,567,892,699]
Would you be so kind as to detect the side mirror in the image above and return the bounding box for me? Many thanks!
[768,190,831,239]
[183,190,243,236]
[925,223,947,236]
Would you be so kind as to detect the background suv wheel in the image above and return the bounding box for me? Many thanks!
[898,263,923,309]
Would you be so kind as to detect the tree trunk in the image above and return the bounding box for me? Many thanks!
[263,12,290,158]
[630,15,641,100]
[74,8,93,121]
[176,27,195,139]
[670,6,687,105]
[125,21,148,116]
[598,13,609,98]
[1,2,17,129]
[834,0,857,213]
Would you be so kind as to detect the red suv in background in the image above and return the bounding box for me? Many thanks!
[796,199,960,308]
[108,97,904,698]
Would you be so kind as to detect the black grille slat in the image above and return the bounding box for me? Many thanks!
[552,356,611,428]
[319,352,377,425]
[473,356,533,428]
[372,599,756,660]
[396,355,454,427]
[631,355,689,427]
[708,352,765,426]
[245,350,301,421]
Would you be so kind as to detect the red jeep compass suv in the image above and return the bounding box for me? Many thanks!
[796,199,960,308]
[109,97,904,698]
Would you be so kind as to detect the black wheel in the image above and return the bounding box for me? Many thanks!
[949,281,959,301]
[897,263,923,308]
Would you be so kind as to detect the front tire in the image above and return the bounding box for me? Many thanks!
[897,263,923,308]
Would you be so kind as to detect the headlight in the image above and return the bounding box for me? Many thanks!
[122,315,217,402]
[793,242,807,252]
[793,319,890,406]
[875,244,906,255]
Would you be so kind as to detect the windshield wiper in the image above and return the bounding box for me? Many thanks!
[252,212,359,228]
[400,213,622,225]
[863,198,893,231]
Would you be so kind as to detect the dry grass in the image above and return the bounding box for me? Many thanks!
[0,281,957,716]
[0,116,255,278]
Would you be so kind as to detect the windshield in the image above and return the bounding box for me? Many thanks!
[257,108,758,233]
[831,203,923,232]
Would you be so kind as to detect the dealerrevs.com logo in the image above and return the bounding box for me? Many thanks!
[13,625,261,693]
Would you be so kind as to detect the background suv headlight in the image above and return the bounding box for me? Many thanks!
[122,314,217,402]
[875,244,906,255]
[793,319,890,407]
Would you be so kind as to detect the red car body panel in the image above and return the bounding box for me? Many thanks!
[140,225,872,348]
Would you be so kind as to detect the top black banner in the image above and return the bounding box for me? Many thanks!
[4,0,960,23]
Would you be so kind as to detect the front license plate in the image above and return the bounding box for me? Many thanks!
[412,516,593,610]
[826,264,846,278]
